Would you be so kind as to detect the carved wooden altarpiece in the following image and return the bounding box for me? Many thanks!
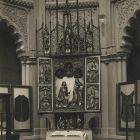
[85,56,100,112]
[38,58,53,112]
[54,58,85,112]
[55,113,84,130]
[38,56,100,113]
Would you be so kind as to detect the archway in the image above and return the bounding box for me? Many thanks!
[0,19,24,84]
[122,10,140,81]
[0,18,26,140]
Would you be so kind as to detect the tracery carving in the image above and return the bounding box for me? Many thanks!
[46,1,99,10]
[39,7,99,56]
[0,0,33,9]
[114,0,139,48]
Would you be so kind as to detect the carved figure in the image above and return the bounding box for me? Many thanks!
[72,78,83,106]
[57,81,70,107]
[43,25,50,53]
[77,115,82,129]
[87,61,98,82]
[57,117,65,129]
[65,23,71,53]
[69,117,74,129]
[88,89,96,108]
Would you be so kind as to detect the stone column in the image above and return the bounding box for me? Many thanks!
[108,60,117,137]
[99,0,111,138]
[29,60,40,134]
[21,62,26,85]
[25,63,30,85]
[121,56,127,82]
[117,58,122,83]
[21,59,30,86]
[100,61,109,138]
[34,0,46,134]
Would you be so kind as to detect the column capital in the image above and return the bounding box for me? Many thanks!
[20,56,37,64]
[101,51,129,64]
[117,51,129,60]
[20,56,29,64]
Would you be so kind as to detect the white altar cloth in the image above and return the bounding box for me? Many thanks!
[46,131,87,140]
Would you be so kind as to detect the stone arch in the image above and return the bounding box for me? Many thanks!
[121,9,140,81]
[0,18,22,84]
[121,9,140,50]
[0,18,25,56]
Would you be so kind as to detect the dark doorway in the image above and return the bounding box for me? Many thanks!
[0,20,21,140]
[127,12,140,81]
[0,20,21,85]
[127,49,140,81]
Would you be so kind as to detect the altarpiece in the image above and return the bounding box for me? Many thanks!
[37,0,101,131]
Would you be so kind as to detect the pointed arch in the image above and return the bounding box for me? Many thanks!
[0,18,25,56]
[0,18,22,84]
[121,10,140,81]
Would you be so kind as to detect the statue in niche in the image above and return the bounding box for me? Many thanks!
[64,62,73,77]
[40,87,51,111]
[57,81,70,107]
[87,60,98,83]
[87,86,96,109]
[76,115,82,129]
[86,85,99,110]
[57,116,65,129]
[72,78,83,106]
[39,64,44,83]
[42,25,50,54]
[44,64,50,83]
[69,116,74,129]
[39,63,51,84]
[65,119,70,130]
[65,23,71,53]
[86,21,93,52]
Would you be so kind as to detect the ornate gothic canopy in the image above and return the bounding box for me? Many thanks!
[37,0,100,57]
